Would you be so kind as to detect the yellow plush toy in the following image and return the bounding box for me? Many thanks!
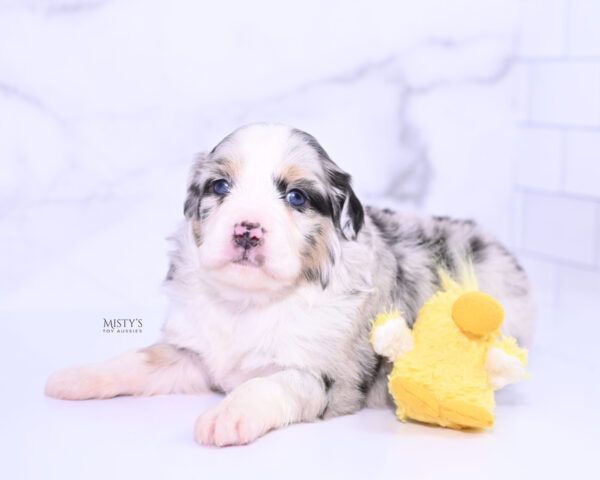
[370,264,529,429]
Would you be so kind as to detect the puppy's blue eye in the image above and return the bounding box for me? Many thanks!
[286,189,306,207]
[213,179,230,195]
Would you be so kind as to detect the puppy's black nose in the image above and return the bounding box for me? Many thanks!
[233,222,263,249]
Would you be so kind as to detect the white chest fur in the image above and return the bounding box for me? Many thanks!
[161,284,364,392]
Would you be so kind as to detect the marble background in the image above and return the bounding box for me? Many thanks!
[0,0,524,321]
[3,5,599,477]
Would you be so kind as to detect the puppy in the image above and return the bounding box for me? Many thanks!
[45,123,534,446]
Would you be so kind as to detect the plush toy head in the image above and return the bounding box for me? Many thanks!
[451,291,505,336]
[370,264,528,430]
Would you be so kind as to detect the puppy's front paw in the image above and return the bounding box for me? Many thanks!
[45,366,115,400]
[194,403,259,447]
[194,380,283,447]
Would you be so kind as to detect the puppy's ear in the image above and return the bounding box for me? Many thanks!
[183,153,208,219]
[328,169,364,241]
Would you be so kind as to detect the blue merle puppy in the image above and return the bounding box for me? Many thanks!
[45,123,534,446]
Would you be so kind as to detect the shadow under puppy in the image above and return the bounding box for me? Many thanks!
[45,123,534,446]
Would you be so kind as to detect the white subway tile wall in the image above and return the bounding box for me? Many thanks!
[565,131,600,196]
[520,0,568,57]
[557,265,600,320]
[568,0,600,56]
[529,62,600,126]
[520,192,597,264]
[516,127,564,191]
[517,0,600,313]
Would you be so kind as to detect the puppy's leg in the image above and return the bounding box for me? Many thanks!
[45,343,209,400]
[194,369,327,447]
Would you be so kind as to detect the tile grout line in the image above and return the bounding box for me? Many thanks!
[563,0,572,57]
[525,61,533,122]
[595,203,600,267]
[559,129,567,192]
[519,121,600,132]
[517,248,600,273]
[514,184,600,204]
[519,57,600,63]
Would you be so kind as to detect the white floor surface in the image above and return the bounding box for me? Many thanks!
[4,302,599,480]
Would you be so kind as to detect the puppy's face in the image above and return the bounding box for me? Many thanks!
[184,124,364,295]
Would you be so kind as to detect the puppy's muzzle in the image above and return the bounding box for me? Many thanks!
[233,222,264,250]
